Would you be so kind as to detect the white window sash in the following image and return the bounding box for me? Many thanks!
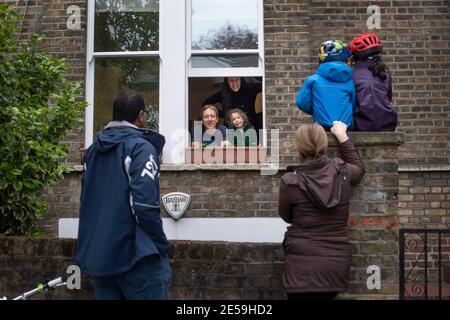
[159,0,187,164]
[85,0,95,147]
[190,49,259,55]
[92,51,159,58]
[85,0,162,148]
[187,67,262,78]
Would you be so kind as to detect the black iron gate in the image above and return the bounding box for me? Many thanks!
[399,228,450,300]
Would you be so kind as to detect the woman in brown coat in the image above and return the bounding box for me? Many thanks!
[278,121,365,300]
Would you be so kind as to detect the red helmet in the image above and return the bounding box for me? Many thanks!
[349,33,382,58]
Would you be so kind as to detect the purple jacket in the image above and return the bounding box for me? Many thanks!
[352,60,398,131]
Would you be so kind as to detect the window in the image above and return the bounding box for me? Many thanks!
[187,0,265,158]
[86,0,160,143]
[86,0,264,163]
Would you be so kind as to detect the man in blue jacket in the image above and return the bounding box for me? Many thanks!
[295,40,355,129]
[76,90,171,300]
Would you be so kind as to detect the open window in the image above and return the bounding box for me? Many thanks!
[185,0,266,164]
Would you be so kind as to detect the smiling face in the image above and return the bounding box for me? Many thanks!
[202,107,218,130]
[230,112,244,129]
[227,77,241,92]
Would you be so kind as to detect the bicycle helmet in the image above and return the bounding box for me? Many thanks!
[349,33,382,58]
[318,40,351,63]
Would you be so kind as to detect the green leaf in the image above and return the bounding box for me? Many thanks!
[13,181,22,191]
[10,168,22,175]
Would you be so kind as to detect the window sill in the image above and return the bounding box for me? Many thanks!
[161,163,279,171]
[185,147,267,165]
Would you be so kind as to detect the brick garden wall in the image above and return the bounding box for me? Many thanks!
[0,238,285,300]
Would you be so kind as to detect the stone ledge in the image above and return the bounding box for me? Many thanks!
[69,163,450,173]
[68,132,406,172]
[398,165,450,172]
[327,132,405,146]
[69,164,84,172]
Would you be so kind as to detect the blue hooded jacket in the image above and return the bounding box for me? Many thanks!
[295,61,355,128]
[75,122,170,277]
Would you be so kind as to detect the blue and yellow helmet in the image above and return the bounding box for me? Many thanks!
[318,40,351,62]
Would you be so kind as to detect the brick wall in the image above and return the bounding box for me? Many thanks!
[264,0,450,166]
[39,172,81,236]
[0,237,94,300]
[0,237,398,300]
[399,171,450,227]
[0,238,284,300]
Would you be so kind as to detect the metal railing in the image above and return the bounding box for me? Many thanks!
[399,228,450,300]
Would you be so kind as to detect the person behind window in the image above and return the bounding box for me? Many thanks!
[278,121,365,300]
[191,105,230,148]
[295,40,355,130]
[202,77,262,133]
[227,108,258,147]
[76,90,171,300]
[349,33,398,132]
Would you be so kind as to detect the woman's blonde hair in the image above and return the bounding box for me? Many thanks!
[295,123,328,161]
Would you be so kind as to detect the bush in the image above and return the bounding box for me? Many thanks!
[0,4,86,235]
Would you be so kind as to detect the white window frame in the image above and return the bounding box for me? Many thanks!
[85,0,265,163]
[85,0,164,147]
[187,0,264,78]
[186,0,266,148]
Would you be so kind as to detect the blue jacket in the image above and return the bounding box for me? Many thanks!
[75,122,170,277]
[295,61,355,128]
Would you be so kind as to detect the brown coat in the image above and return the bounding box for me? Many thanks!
[278,139,364,293]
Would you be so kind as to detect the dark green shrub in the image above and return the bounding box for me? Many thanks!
[0,4,86,235]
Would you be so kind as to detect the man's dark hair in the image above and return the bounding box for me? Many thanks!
[112,90,146,123]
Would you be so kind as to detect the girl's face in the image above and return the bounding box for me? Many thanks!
[227,77,241,92]
[230,112,244,129]
[202,108,218,129]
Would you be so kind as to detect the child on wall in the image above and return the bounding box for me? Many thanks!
[349,33,397,131]
[295,40,355,130]
[227,108,258,147]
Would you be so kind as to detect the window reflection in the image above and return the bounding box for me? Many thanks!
[95,0,159,52]
[192,0,258,50]
[94,57,159,134]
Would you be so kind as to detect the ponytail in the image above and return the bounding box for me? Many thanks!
[368,55,390,81]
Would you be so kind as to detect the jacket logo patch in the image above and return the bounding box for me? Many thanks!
[141,154,158,180]
[162,192,191,220]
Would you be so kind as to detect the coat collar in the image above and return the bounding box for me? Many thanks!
[287,155,331,173]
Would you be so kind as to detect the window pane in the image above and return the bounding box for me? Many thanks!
[94,57,159,134]
[191,54,258,68]
[95,0,159,52]
[192,0,258,50]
